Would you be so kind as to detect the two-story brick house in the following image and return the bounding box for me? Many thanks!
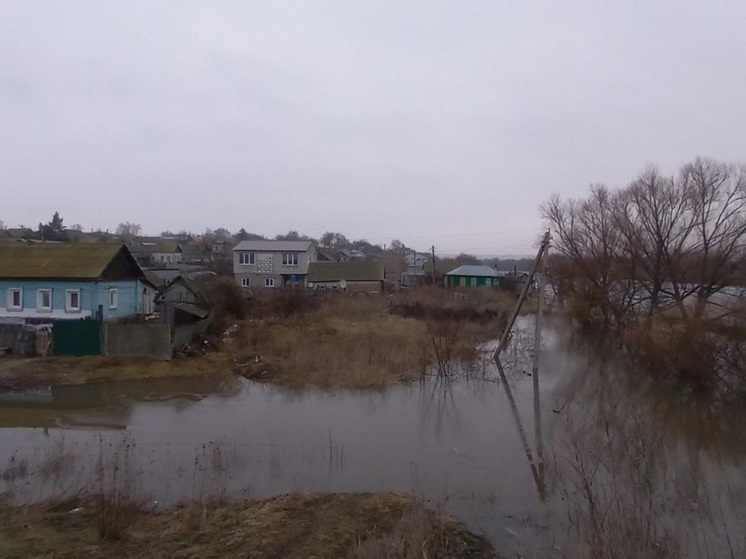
[233,240,316,289]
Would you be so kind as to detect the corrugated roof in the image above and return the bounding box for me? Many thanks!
[308,261,384,282]
[233,240,313,252]
[0,243,140,279]
[445,265,499,277]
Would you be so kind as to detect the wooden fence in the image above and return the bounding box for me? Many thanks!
[103,323,172,361]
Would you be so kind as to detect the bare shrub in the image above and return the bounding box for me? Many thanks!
[269,288,319,317]
[205,277,251,335]
[93,441,144,541]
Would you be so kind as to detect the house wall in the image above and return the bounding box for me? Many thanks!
[310,280,384,293]
[0,280,145,320]
[234,249,316,288]
[445,276,497,288]
[160,282,200,304]
[151,252,182,267]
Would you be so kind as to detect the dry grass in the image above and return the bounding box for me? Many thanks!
[0,492,499,559]
[0,287,519,391]
[0,352,232,391]
[233,290,509,389]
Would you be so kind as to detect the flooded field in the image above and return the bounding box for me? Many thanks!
[1,316,744,558]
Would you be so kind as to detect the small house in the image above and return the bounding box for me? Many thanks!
[0,243,154,321]
[156,272,217,346]
[445,265,500,288]
[130,242,183,268]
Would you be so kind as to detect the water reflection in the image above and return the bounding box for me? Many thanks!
[0,375,241,429]
[0,316,743,558]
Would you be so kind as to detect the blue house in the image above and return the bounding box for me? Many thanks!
[0,243,155,321]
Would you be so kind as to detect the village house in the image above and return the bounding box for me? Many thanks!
[0,243,156,321]
[233,240,316,289]
[402,251,429,286]
[444,265,501,288]
[156,271,216,346]
[130,242,183,269]
[307,261,386,294]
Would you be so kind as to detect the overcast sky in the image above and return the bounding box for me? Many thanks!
[2,1,745,256]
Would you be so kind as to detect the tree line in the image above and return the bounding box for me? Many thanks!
[544,157,746,394]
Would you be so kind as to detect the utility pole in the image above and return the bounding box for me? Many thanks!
[533,237,548,375]
[431,245,436,287]
[494,230,551,359]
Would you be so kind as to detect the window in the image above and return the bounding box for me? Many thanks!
[8,288,23,310]
[282,253,299,266]
[264,277,275,288]
[109,288,119,309]
[241,277,251,287]
[66,289,81,312]
[239,252,255,265]
[37,289,52,312]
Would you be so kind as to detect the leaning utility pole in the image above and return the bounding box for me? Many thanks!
[494,230,551,359]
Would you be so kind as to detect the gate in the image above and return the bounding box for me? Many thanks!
[52,320,102,356]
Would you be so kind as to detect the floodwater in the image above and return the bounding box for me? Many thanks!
[1,316,744,557]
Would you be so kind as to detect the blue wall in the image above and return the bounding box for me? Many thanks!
[0,280,146,320]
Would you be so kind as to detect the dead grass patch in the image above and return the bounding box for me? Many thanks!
[0,492,499,559]
[0,288,519,391]
[234,290,509,388]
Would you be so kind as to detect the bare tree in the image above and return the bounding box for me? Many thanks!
[319,231,350,249]
[116,222,142,237]
[543,186,633,328]
[545,159,746,326]
[677,158,746,319]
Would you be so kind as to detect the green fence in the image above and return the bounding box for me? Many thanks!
[52,320,102,356]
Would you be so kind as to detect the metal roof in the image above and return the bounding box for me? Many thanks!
[445,265,499,277]
[307,261,385,282]
[0,243,141,280]
[233,240,313,252]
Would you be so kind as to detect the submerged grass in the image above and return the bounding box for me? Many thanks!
[0,492,499,559]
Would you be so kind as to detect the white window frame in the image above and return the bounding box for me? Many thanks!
[241,277,251,287]
[37,288,52,312]
[8,288,23,311]
[109,288,119,309]
[65,289,82,313]
[264,277,275,288]
[282,253,299,266]
[239,252,255,265]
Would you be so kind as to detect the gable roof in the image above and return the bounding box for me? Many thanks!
[131,242,182,254]
[233,240,313,252]
[307,261,385,282]
[143,269,167,289]
[445,265,499,278]
[0,243,144,280]
[160,271,218,305]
